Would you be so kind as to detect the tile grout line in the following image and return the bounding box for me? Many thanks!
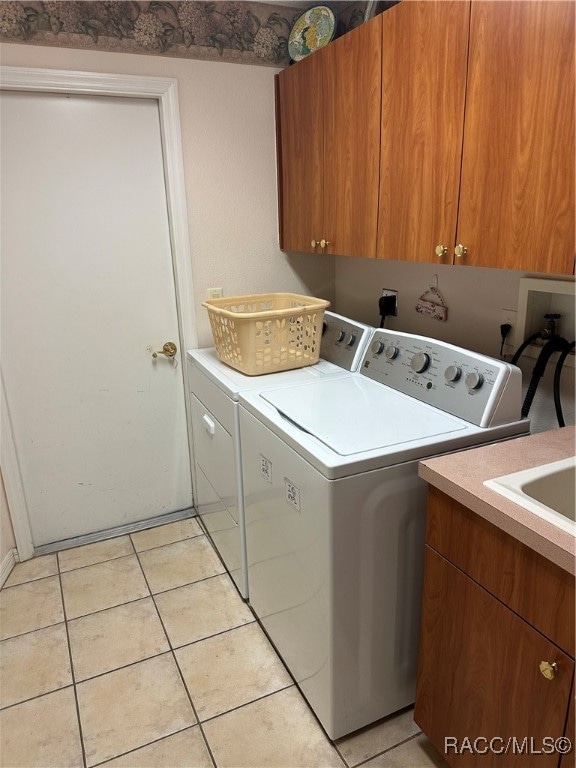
[131,530,204,556]
[0,571,58,593]
[41,527,203,579]
[0,616,67,644]
[2,568,238,636]
[88,725,200,768]
[350,731,425,768]
[198,682,296,725]
[57,562,89,768]
[132,544,219,768]
[40,618,258,690]
[59,550,142,577]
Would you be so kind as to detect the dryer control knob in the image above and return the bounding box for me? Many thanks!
[385,345,399,360]
[465,371,484,390]
[346,333,357,348]
[371,340,385,356]
[336,330,346,344]
[444,365,462,383]
[410,352,430,374]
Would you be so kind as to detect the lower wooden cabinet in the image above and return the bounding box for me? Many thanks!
[415,489,575,768]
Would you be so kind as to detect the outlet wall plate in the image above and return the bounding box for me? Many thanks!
[381,288,398,317]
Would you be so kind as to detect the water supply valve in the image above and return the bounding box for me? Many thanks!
[542,313,561,339]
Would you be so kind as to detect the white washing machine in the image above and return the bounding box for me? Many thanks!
[239,328,530,738]
[187,312,374,598]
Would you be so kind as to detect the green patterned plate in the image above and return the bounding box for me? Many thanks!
[288,6,336,62]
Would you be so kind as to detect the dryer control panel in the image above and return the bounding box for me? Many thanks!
[360,329,523,428]
[320,312,374,372]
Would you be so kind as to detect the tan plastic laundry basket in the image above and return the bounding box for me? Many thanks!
[202,292,330,375]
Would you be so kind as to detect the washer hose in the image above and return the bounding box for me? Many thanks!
[553,340,575,427]
[511,331,544,366]
[521,335,570,418]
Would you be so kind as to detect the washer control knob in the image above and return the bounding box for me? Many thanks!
[385,345,399,360]
[336,330,346,344]
[465,371,484,391]
[346,333,357,348]
[371,340,386,356]
[444,365,462,383]
[410,352,430,374]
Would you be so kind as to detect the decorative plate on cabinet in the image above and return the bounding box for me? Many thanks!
[288,6,336,62]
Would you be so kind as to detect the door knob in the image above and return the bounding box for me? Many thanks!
[454,243,468,259]
[152,342,177,358]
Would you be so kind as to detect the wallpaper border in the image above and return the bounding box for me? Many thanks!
[0,2,369,68]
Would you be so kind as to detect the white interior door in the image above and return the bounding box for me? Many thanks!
[1,90,192,547]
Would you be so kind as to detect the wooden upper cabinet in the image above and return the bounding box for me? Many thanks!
[322,15,382,258]
[457,0,575,273]
[276,15,382,258]
[276,51,323,254]
[377,1,470,263]
[278,1,574,272]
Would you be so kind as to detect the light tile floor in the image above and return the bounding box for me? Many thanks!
[0,518,448,768]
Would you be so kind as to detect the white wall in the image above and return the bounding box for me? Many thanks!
[335,257,523,356]
[334,256,575,433]
[0,43,335,347]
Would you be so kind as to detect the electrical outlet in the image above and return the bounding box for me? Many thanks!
[500,308,517,332]
[381,288,398,317]
[500,308,517,353]
[206,287,223,300]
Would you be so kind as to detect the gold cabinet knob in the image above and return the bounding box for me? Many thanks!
[539,661,559,680]
[454,243,468,259]
[311,239,320,249]
[320,239,331,249]
[435,244,448,258]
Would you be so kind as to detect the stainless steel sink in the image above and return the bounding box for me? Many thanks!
[484,457,576,536]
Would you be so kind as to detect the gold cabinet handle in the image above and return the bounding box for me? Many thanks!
[539,661,559,680]
[320,239,331,249]
[454,243,468,259]
[152,341,177,359]
[435,244,448,258]
[311,239,320,249]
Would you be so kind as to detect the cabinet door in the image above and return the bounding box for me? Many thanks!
[560,686,575,768]
[456,1,575,273]
[322,15,382,259]
[276,52,323,253]
[377,1,469,263]
[415,547,574,767]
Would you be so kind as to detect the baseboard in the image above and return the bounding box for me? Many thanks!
[0,548,18,588]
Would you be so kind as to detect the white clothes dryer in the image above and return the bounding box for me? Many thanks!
[187,312,374,598]
[239,328,530,737]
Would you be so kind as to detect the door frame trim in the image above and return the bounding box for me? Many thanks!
[0,67,198,560]
[1,374,34,560]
